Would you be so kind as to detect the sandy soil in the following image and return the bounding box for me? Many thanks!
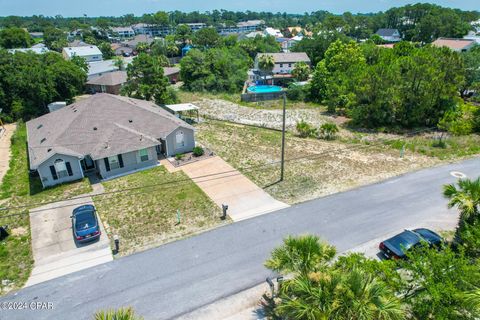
[0,123,16,185]
[193,98,336,130]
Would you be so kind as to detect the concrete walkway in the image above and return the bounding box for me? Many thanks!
[26,197,112,287]
[180,156,289,221]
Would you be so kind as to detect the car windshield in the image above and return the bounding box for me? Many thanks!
[75,211,96,230]
[388,232,419,251]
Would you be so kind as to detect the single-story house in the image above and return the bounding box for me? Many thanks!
[86,71,127,94]
[164,67,180,83]
[264,27,284,38]
[111,43,134,56]
[376,29,401,42]
[254,52,311,75]
[26,94,195,187]
[122,35,155,49]
[87,60,119,80]
[62,45,103,62]
[8,47,50,54]
[432,37,476,52]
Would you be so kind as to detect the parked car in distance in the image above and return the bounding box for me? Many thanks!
[379,228,443,260]
[71,205,101,243]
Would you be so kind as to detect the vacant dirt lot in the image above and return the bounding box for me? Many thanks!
[197,120,440,204]
[192,98,342,130]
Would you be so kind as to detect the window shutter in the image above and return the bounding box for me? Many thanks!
[49,166,58,180]
[118,154,124,168]
[104,158,110,172]
[66,162,73,176]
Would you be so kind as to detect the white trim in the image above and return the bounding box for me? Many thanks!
[79,159,85,178]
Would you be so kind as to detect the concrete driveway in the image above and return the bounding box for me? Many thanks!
[181,156,289,221]
[26,197,112,287]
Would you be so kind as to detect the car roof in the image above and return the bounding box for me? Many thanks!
[413,228,442,243]
[383,230,421,256]
[73,204,95,214]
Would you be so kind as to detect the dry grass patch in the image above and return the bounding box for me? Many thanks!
[94,166,223,256]
[197,120,440,204]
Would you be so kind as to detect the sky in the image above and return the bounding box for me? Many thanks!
[0,0,478,17]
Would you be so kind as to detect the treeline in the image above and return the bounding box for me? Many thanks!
[0,50,86,121]
[1,3,478,39]
[299,40,479,129]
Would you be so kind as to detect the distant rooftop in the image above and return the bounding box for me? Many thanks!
[63,45,102,58]
[256,52,311,63]
[432,37,475,50]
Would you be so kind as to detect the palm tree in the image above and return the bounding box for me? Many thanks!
[265,234,336,276]
[292,61,311,81]
[444,177,480,225]
[94,307,142,320]
[334,269,405,320]
[274,269,404,320]
[465,287,480,313]
[258,54,275,85]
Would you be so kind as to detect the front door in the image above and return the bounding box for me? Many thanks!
[81,156,95,171]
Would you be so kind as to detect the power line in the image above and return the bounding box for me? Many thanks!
[0,125,437,217]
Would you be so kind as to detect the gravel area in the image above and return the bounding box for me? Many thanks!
[194,98,336,130]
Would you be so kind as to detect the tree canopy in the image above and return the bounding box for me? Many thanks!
[0,27,32,48]
[0,50,86,121]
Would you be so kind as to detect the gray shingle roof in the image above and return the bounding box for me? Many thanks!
[376,29,400,37]
[26,94,194,169]
[86,71,127,86]
[256,52,311,64]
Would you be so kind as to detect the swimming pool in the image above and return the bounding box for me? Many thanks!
[247,85,282,93]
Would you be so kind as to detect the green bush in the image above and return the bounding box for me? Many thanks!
[318,123,339,140]
[296,120,316,138]
[438,103,478,135]
[192,146,204,157]
[175,153,184,160]
[286,83,307,101]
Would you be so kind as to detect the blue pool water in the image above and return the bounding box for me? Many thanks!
[247,85,282,93]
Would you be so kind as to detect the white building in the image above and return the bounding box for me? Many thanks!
[111,27,135,38]
[254,52,311,75]
[62,46,103,62]
[375,29,402,42]
[184,23,206,32]
[219,20,265,34]
[8,47,50,54]
[132,23,171,36]
[264,27,284,38]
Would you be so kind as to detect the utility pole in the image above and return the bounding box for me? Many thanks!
[280,93,286,181]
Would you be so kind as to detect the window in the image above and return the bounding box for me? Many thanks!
[108,155,120,170]
[279,63,283,68]
[288,64,292,68]
[54,159,68,178]
[176,131,185,149]
[138,148,149,162]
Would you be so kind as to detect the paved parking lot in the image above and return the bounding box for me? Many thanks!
[26,197,112,287]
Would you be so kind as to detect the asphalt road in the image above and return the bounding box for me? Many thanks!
[1,158,478,320]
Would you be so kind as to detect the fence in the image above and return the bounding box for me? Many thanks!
[240,91,286,102]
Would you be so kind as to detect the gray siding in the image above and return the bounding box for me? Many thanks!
[37,154,84,188]
[165,127,195,156]
[96,146,158,179]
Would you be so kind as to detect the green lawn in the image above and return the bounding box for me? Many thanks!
[94,166,224,256]
[0,123,92,295]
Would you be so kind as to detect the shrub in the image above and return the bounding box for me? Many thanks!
[175,153,184,160]
[296,120,316,138]
[192,146,204,157]
[318,123,339,140]
[438,103,479,135]
[286,83,307,101]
